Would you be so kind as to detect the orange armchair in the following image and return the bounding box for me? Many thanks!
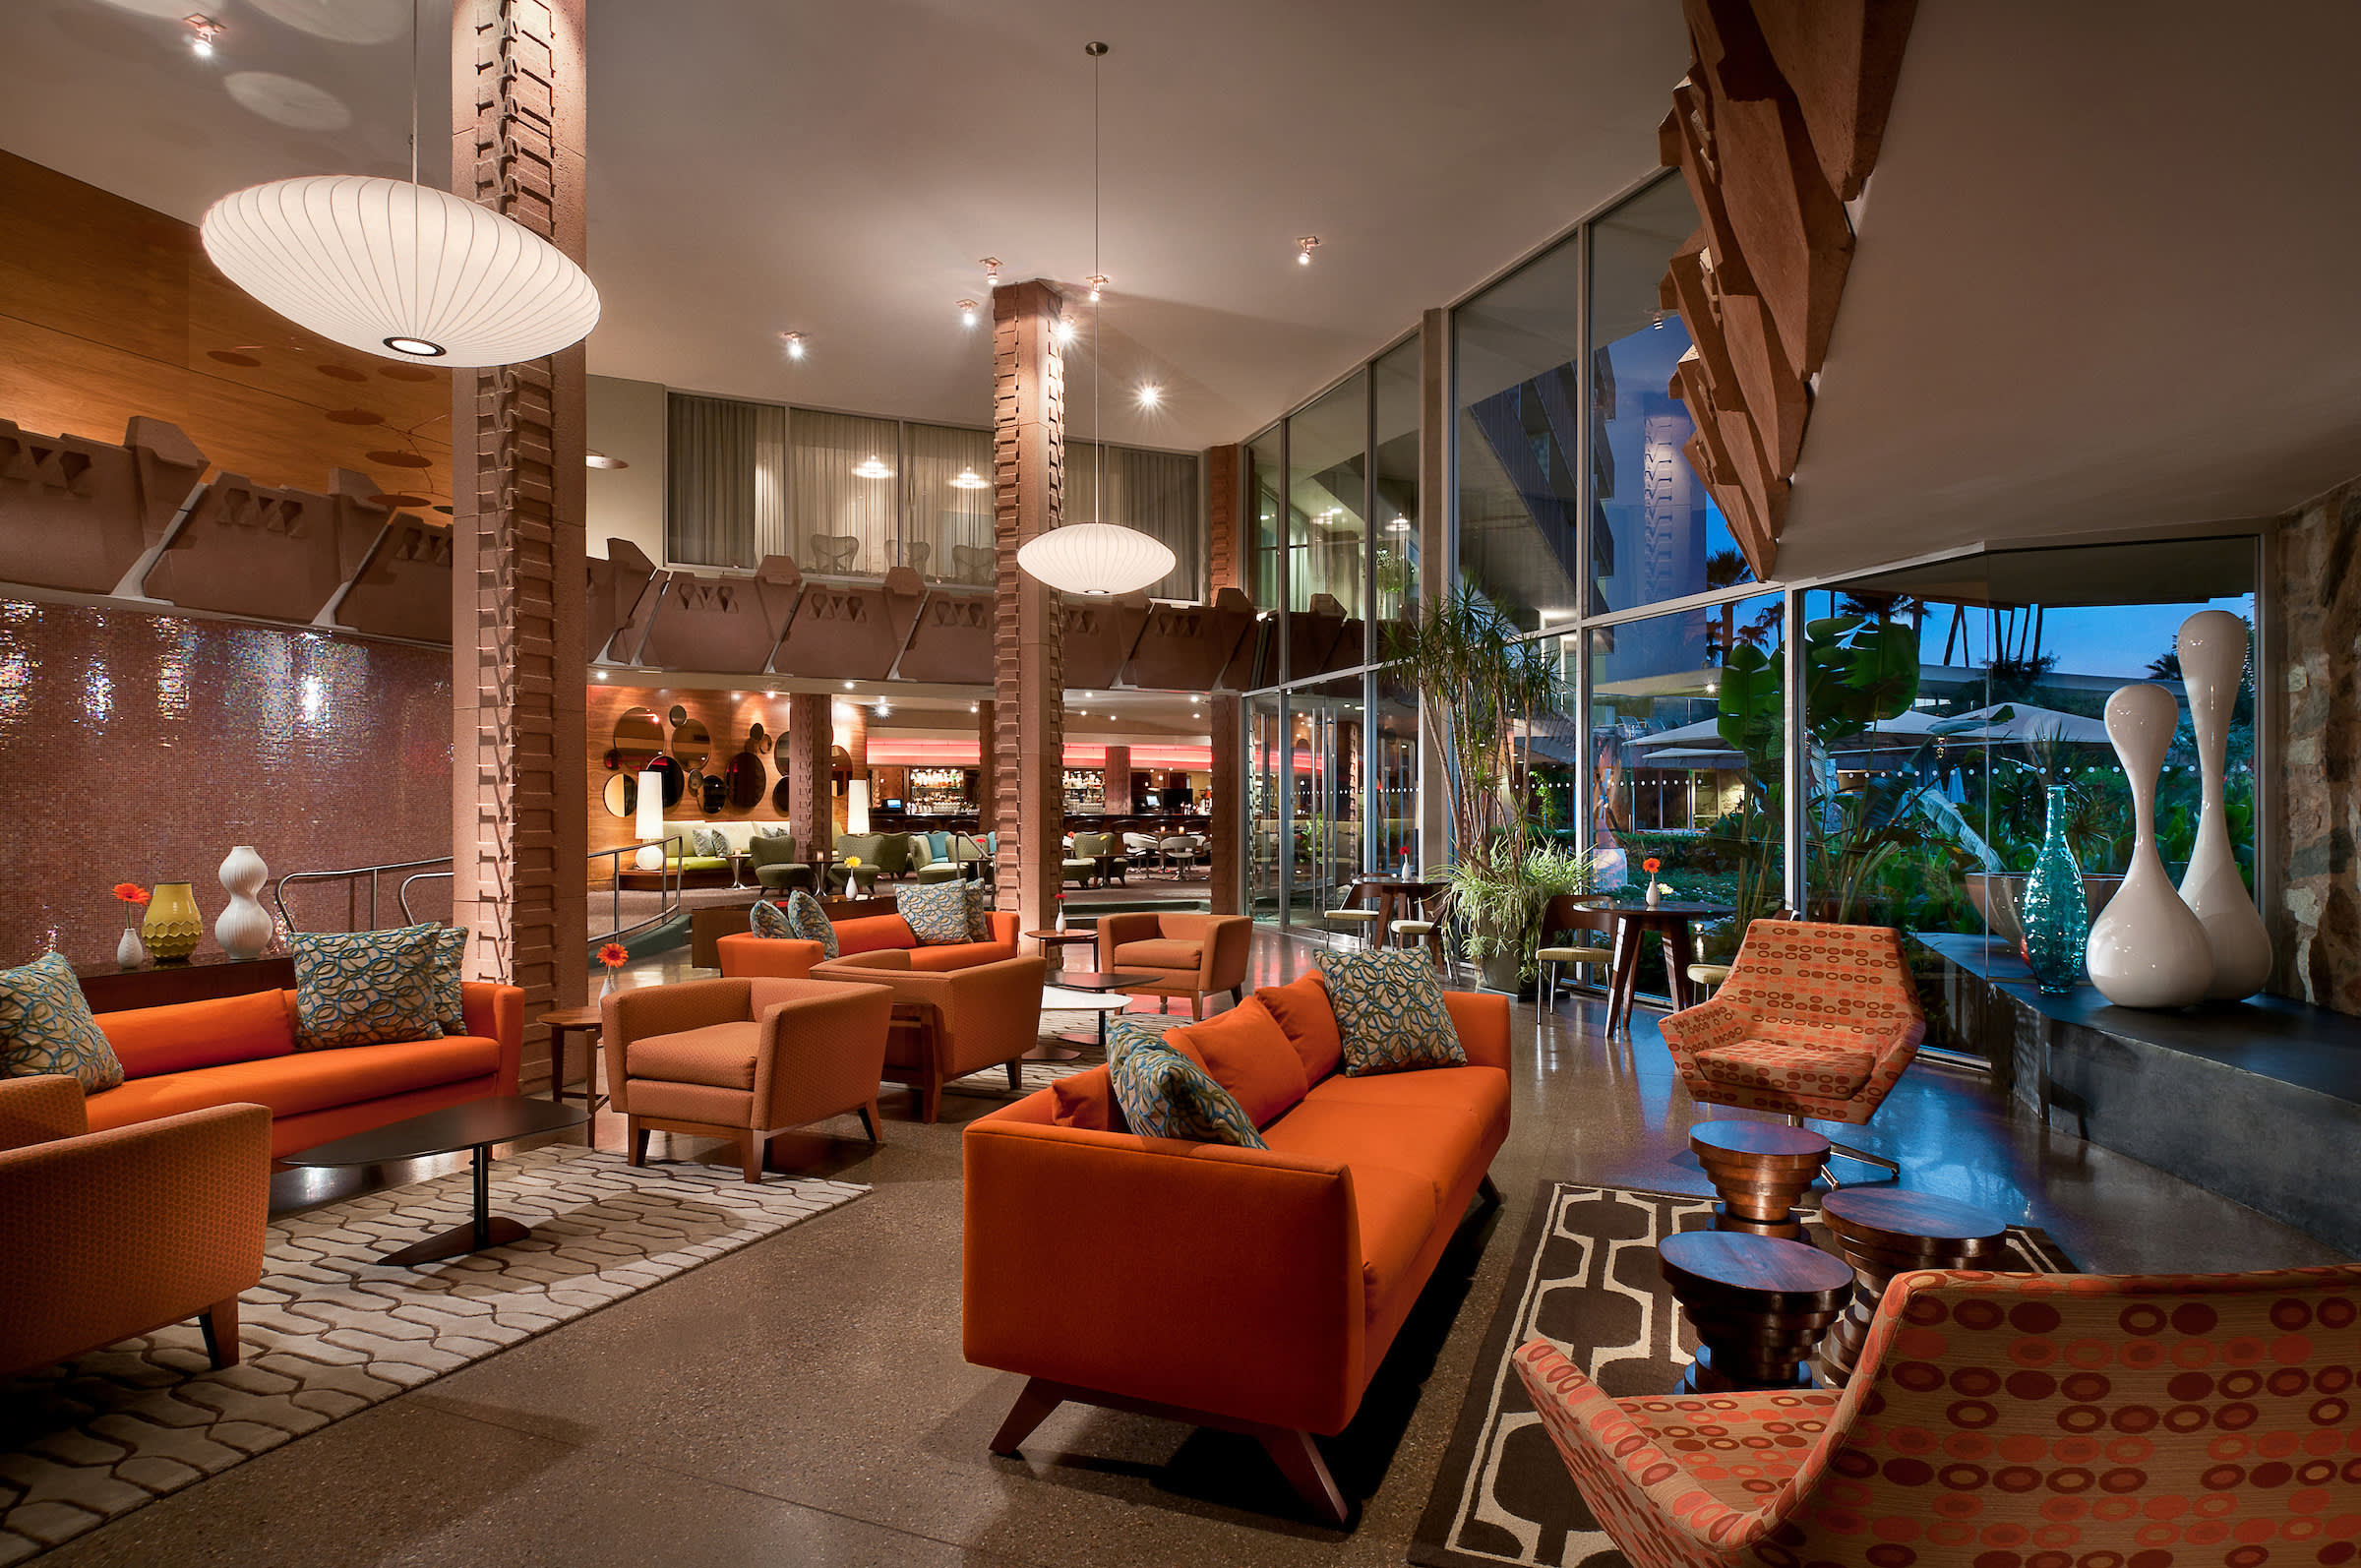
[600,977,894,1180]
[0,1075,270,1379]
[1656,919,1922,1175]
[810,951,1047,1122]
[1093,911,1252,1018]
[1517,1260,2361,1568]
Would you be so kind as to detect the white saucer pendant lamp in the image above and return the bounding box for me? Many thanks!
[1016,523,1176,598]
[200,176,601,367]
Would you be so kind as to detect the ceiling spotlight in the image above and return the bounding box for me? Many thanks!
[1188,694,1201,703]
[781,331,806,360]
[186,14,223,57]
[949,466,989,491]
[981,257,1000,288]
[585,450,629,470]
[843,680,855,690]
[1054,319,1075,345]
[594,669,607,680]
[1136,385,1161,408]
[875,700,892,717]
[969,703,979,713]
[1297,236,1320,266]
[957,298,979,327]
[853,453,893,479]
[1086,273,1106,302]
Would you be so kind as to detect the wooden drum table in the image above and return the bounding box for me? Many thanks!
[1659,1231,1853,1394]
[1690,1119,1832,1239]
[1814,1188,2010,1388]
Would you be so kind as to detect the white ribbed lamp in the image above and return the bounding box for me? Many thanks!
[635,769,665,871]
[1016,522,1176,597]
[200,177,600,367]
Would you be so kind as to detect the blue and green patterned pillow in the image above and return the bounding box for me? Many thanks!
[1107,1016,1266,1147]
[784,889,837,958]
[896,881,972,945]
[417,924,467,1035]
[750,899,793,939]
[695,828,728,857]
[960,882,993,942]
[0,951,124,1093]
[290,927,446,1051]
[1316,949,1466,1076]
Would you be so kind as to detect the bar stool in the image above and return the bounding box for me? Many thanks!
[1322,880,1384,950]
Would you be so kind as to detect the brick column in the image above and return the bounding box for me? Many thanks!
[1102,745,1131,814]
[1210,693,1242,915]
[784,693,829,859]
[974,699,996,827]
[990,281,1066,932]
[450,0,587,1073]
[1206,444,1241,595]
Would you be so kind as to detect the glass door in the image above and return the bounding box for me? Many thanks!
[1288,677,1367,925]
[1249,694,1285,918]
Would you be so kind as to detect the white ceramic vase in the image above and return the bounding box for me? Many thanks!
[116,917,146,970]
[2086,684,2213,1007]
[214,845,273,961]
[2175,610,2271,998]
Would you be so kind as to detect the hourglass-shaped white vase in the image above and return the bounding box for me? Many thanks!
[2176,610,2271,998]
[215,845,273,961]
[2086,684,2212,1007]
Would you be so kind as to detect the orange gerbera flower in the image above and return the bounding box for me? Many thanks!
[597,942,629,969]
[1642,857,1662,874]
[113,882,151,905]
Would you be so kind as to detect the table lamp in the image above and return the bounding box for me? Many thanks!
[635,769,665,870]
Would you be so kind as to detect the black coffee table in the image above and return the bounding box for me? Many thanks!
[281,1096,590,1267]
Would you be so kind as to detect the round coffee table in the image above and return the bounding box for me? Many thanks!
[1814,1188,2011,1388]
[1659,1229,1852,1394]
[1690,1119,1832,1239]
[1043,970,1159,1053]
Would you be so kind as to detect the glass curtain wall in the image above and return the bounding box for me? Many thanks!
[1249,694,1286,915]
[1288,372,1368,630]
[1373,664,1420,874]
[1454,235,1583,633]
[1372,339,1421,637]
[1287,676,1365,924]
[1247,425,1285,614]
[904,422,993,581]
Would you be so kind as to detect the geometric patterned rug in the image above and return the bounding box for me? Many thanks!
[1409,1179,2076,1568]
[0,1144,866,1563]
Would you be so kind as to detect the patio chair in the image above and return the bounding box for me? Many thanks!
[808,534,860,573]
[1536,893,1614,1008]
[1321,880,1384,949]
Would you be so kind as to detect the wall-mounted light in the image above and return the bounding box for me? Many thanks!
[186,14,223,57]
[585,450,628,470]
[781,331,806,360]
[1297,235,1320,266]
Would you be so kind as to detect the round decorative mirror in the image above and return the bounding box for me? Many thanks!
[647,754,685,807]
[771,776,792,813]
[601,773,636,818]
[698,773,726,814]
[611,706,663,770]
[747,721,768,756]
[672,717,712,771]
[726,753,765,810]
[668,703,688,727]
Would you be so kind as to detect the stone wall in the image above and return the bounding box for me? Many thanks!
[2270,473,2361,1012]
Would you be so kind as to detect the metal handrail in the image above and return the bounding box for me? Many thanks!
[272,836,688,949]
[273,855,455,935]
[593,837,685,946]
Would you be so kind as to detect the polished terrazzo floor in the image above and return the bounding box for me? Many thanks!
[41,930,2349,1568]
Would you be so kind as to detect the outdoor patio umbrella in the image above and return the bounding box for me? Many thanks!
[1948,702,2110,744]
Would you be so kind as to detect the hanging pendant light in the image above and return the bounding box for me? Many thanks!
[1015,39,1175,600]
[949,466,990,491]
[198,0,598,367]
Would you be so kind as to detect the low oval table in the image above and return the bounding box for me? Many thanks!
[1041,970,1158,1054]
[1659,1229,1853,1394]
[1813,1188,2011,1388]
[1690,1119,1832,1239]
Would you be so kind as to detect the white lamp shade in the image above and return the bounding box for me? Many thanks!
[636,769,664,842]
[847,779,872,836]
[200,176,601,367]
[1015,522,1176,597]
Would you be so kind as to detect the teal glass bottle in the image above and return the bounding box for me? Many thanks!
[2019,785,2090,995]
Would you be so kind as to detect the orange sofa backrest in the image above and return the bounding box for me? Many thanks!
[96,990,296,1079]
[832,915,918,956]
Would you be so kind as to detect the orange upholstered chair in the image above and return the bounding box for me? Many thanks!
[809,951,1047,1122]
[1093,911,1252,1018]
[0,1075,271,1379]
[600,977,895,1180]
[1516,1261,2361,1568]
[1656,920,1922,1176]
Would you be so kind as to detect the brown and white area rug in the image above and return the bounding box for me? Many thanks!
[0,1145,865,1563]
[1410,1181,2074,1568]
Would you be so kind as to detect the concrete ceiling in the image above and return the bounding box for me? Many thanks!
[0,0,1686,451]
[1780,0,2361,579]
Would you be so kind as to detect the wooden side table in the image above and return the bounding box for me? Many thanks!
[1690,1120,1832,1239]
[539,1006,608,1114]
[1602,900,1735,1033]
[1659,1230,1852,1394]
[1023,931,1102,1057]
[1814,1188,2010,1388]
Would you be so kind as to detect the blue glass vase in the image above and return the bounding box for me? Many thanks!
[2019,785,2090,995]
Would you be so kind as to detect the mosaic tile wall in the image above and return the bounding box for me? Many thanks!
[0,599,453,966]
[2271,473,2361,1013]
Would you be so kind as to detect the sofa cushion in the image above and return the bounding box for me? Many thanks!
[750,899,793,938]
[1166,1000,1307,1127]
[1696,1036,1876,1099]
[961,882,992,941]
[1112,938,1204,973]
[1349,1162,1442,1322]
[1260,1095,1487,1203]
[629,1022,759,1091]
[1050,1068,1125,1132]
[908,939,1008,972]
[784,890,838,957]
[291,927,446,1050]
[98,990,294,1080]
[1106,1019,1265,1149]
[1308,1064,1510,1149]
[83,1035,499,1128]
[1316,950,1466,1076]
[833,916,918,957]
[422,925,467,1034]
[0,951,123,1093]
[1254,972,1343,1083]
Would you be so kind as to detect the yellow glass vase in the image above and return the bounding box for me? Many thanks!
[143,880,204,962]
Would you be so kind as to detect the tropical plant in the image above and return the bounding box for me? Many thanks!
[1385,586,1564,857]
[1442,839,1594,983]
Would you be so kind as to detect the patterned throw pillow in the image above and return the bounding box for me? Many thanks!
[0,951,124,1092]
[895,881,972,945]
[695,828,728,857]
[1316,949,1466,1076]
[1107,1016,1266,1147]
[749,900,793,938]
[290,928,446,1051]
[784,889,837,958]
[405,924,468,1035]
[960,882,993,942]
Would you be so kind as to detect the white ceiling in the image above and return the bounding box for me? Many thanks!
[1,0,1685,451]
[1780,0,2361,578]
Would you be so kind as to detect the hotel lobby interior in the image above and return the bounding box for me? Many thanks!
[5,2,2361,1564]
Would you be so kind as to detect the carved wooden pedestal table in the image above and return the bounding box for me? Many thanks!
[1813,1188,2011,1389]
[1659,1230,1853,1394]
[1690,1119,1832,1239]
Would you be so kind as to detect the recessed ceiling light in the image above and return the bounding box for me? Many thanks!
[585,450,628,470]
[1189,694,1200,703]
[593,669,606,680]
[949,466,989,491]
[853,454,893,479]
[843,681,854,690]
[875,700,891,717]
[969,703,979,713]
[1054,319,1075,345]
[1135,385,1161,408]
[1297,235,1320,266]
[781,331,806,360]
[187,15,223,57]
[957,298,979,327]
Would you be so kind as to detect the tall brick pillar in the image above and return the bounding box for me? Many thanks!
[1102,745,1131,814]
[450,0,587,1068]
[1206,444,1242,594]
[990,281,1066,932]
[1210,693,1242,915]
[785,693,829,858]
[974,699,997,828]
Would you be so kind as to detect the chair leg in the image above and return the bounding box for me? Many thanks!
[1189,994,1202,1020]
[1478,1173,1503,1209]
[740,1135,764,1183]
[858,1100,881,1142]
[198,1297,241,1370]
[990,1378,1064,1455]
[1005,1060,1023,1092]
[1259,1428,1350,1527]
[922,1076,943,1125]
[628,1119,649,1167]
[1232,985,1243,1004]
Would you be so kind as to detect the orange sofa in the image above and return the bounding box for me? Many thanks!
[962,973,1511,1524]
[717,910,1020,981]
[79,984,525,1159]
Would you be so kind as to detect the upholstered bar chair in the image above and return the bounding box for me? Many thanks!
[1322,880,1384,949]
[1656,919,1921,1176]
[1537,893,1615,1010]
[1517,1261,2361,1568]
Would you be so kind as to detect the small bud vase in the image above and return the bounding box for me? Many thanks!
[116,913,146,970]
[2019,786,2090,995]
[1645,881,1663,910]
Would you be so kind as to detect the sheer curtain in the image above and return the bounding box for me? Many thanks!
[1065,442,1205,601]
[666,393,787,569]
[904,423,993,582]
[789,409,899,574]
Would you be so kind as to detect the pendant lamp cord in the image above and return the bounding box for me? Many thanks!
[1091,41,1103,519]
[408,0,420,187]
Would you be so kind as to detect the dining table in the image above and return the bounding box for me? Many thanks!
[1600,899,1736,1034]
